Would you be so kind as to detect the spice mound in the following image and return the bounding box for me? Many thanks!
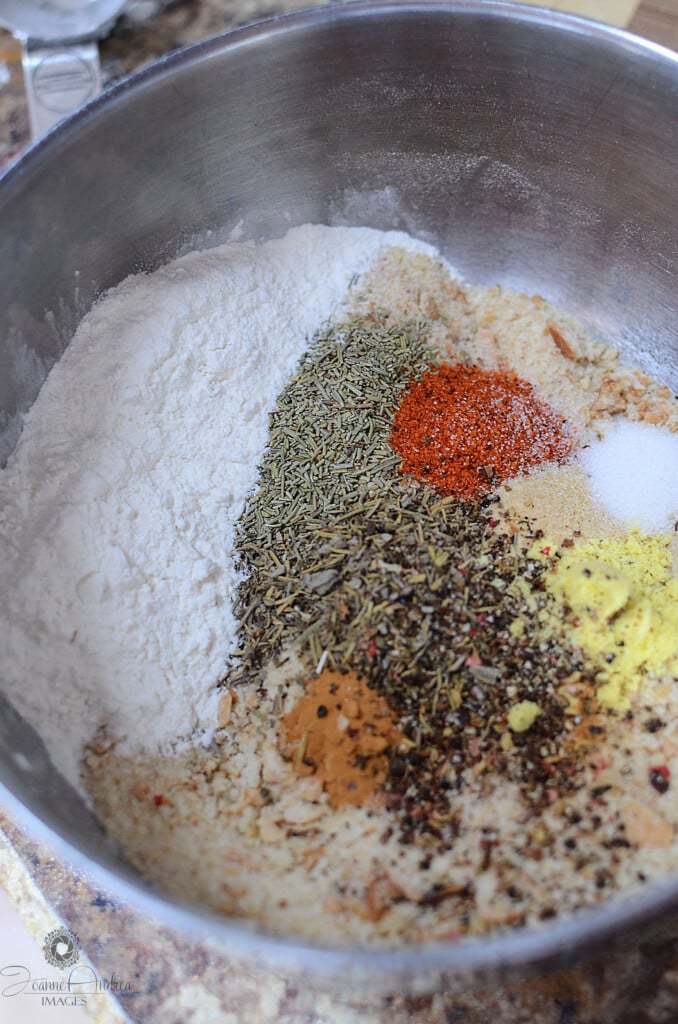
[390,363,573,499]
[281,669,402,809]
[541,530,678,710]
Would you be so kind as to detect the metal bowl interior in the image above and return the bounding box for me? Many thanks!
[1,0,678,993]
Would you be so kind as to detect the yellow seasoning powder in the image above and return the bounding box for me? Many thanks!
[542,529,678,710]
[507,700,542,733]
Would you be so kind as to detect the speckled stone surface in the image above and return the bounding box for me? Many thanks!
[1,2,678,1022]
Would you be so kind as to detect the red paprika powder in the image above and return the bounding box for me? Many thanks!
[390,363,573,500]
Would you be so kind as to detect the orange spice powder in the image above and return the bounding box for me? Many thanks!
[390,363,574,500]
[280,669,402,809]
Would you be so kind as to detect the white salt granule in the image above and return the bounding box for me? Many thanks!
[0,224,434,795]
[583,420,678,533]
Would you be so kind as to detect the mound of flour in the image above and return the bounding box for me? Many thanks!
[0,224,432,795]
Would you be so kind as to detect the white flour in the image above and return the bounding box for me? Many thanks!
[0,224,432,795]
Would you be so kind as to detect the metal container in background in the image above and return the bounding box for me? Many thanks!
[0,1,170,138]
[0,4,678,1021]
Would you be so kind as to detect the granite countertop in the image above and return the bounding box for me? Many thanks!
[1,2,678,1022]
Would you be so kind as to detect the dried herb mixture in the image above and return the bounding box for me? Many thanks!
[225,315,598,845]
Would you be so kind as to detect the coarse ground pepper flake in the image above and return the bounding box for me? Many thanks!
[280,669,402,808]
[389,363,574,500]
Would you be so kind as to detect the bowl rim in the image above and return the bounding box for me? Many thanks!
[2,0,678,987]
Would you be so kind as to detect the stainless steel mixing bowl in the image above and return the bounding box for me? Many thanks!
[1,3,678,1020]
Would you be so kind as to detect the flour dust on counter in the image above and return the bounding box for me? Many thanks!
[2,223,678,945]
